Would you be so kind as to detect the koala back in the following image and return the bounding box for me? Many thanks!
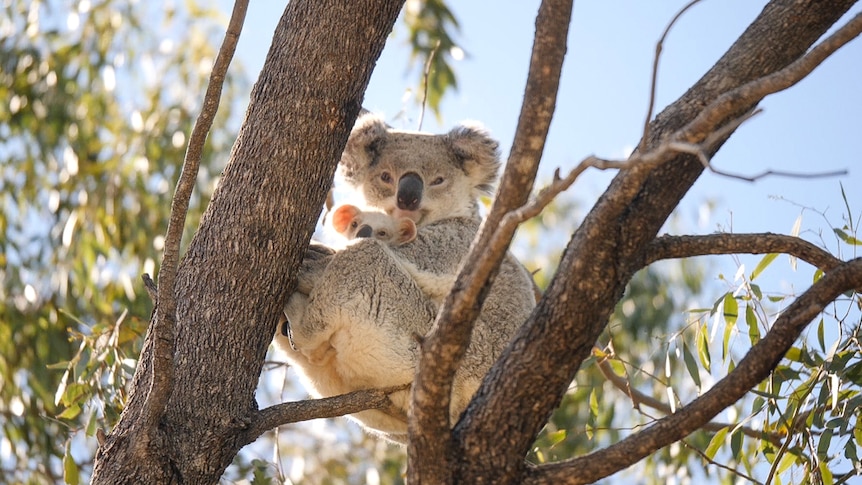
[338,114,501,227]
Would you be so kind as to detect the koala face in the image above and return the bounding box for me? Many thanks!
[330,204,417,245]
[338,114,501,226]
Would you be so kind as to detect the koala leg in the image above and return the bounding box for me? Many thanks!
[289,239,438,436]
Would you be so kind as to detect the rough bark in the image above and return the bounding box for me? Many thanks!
[91,0,404,483]
[448,1,858,483]
[407,0,572,482]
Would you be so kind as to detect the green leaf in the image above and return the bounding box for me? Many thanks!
[750,283,762,300]
[682,342,701,389]
[58,404,82,420]
[697,325,711,372]
[817,318,826,352]
[833,227,862,245]
[745,305,760,345]
[751,253,779,280]
[64,442,80,485]
[723,293,738,327]
[85,408,98,437]
[722,293,738,360]
[705,426,729,460]
[730,428,743,460]
[785,347,804,363]
[813,268,824,283]
[818,458,834,485]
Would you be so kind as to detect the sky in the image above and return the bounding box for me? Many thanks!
[219,0,862,293]
[215,0,862,479]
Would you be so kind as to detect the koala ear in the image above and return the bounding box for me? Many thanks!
[397,218,417,244]
[446,122,501,196]
[331,204,361,234]
[339,114,389,182]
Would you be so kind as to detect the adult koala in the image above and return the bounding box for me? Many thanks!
[275,113,536,443]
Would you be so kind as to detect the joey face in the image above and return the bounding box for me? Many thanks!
[329,204,415,246]
[339,114,501,226]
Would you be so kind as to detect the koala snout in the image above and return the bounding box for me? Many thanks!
[356,225,373,238]
[397,172,423,211]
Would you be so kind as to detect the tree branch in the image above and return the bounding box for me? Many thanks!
[643,233,844,272]
[523,258,862,484]
[242,385,409,445]
[408,0,572,482]
[146,0,248,432]
[677,11,862,145]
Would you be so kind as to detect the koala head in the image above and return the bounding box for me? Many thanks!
[330,203,417,246]
[338,113,501,226]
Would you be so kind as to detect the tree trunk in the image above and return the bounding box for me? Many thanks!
[91,0,404,482]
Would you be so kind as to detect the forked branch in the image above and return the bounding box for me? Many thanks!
[145,0,249,430]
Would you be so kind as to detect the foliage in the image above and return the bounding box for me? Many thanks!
[400,0,463,121]
[0,0,244,481]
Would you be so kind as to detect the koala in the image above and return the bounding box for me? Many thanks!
[275,114,536,443]
[328,203,458,302]
[330,203,417,246]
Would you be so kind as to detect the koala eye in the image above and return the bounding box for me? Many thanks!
[430,176,445,186]
[350,221,359,229]
[380,172,393,184]
[377,230,388,238]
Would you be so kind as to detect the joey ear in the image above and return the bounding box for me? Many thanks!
[446,122,501,195]
[397,218,417,244]
[331,204,361,234]
[339,114,389,182]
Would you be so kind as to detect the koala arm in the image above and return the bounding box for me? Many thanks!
[294,242,336,294]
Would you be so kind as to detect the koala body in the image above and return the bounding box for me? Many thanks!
[276,114,536,442]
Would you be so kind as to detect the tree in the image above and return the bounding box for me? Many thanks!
[51,0,862,483]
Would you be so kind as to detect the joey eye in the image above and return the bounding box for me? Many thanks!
[380,172,393,184]
[377,230,388,238]
[350,221,359,229]
[430,176,445,186]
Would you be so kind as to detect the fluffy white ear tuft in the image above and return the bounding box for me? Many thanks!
[339,113,389,183]
[446,122,501,196]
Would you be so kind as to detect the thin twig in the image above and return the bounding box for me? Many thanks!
[417,40,441,131]
[640,0,706,153]
[596,356,783,445]
[144,0,249,431]
[682,439,764,484]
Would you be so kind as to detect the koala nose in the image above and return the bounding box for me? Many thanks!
[356,225,373,238]
[397,172,423,211]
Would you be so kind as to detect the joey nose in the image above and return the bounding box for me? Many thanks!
[356,225,373,238]
[397,172,423,211]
